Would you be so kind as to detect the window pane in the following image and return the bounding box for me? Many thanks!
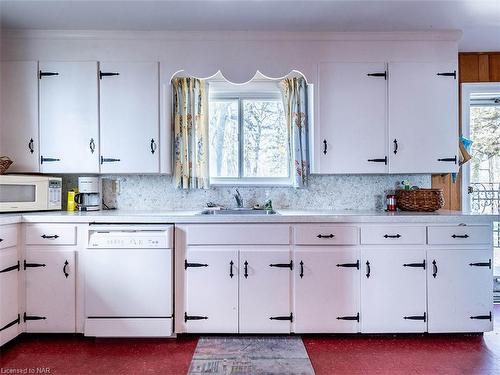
[209,100,239,178]
[242,99,288,177]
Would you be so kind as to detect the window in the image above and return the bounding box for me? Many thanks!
[208,88,290,185]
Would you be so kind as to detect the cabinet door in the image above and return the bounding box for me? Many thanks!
[25,249,75,332]
[427,249,493,333]
[0,61,39,173]
[294,248,360,333]
[184,247,238,333]
[39,61,99,173]
[239,247,291,333]
[100,62,159,173]
[361,249,427,333]
[389,62,458,173]
[0,247,20,346]
[318,62,387,174]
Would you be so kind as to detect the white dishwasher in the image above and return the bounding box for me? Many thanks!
[84,224,174,337]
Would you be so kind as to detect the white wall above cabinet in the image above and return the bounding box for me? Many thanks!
[39,61,99,173]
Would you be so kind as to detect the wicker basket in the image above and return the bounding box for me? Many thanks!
[396,188,445,212]
[0,156,13,174]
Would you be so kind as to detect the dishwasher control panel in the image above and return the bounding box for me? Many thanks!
[88,228,172,249]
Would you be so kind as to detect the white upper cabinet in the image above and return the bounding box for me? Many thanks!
[388,62,458,173]
[39,61,99,173]
[0,61,39,173]
[318,62,388,174]
[99,62,160,173]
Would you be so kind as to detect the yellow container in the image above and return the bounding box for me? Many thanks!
[67,190,76,212]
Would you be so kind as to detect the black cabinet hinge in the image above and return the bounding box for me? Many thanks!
[270,313,293,322]
[367,71,387,80]
[23,260,46,270]
[269,261,293,270]
[184,312,208,322]
[39,71,59,79]
[437,156,457,164]
[0,315,20,332]
[404,312,426,322]
[100,156,121,164]
[184,260,208,270]
[99,71,120,79]
[437,70,456,79]
[469,259,491,269]
[368,156,387,165]
[23,313,46,322]
[403,260,426,269]
[470,312,492,321]
[0,261,20,274]
[337,313,360,322]
[40,156,60,164]
[336,260,360,270]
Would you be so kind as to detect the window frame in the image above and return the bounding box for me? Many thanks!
[208,90,292,186]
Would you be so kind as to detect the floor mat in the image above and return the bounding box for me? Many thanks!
[188,336,315,375]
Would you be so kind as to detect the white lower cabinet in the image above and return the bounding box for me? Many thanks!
[0,246,21,346]
[184,247,239,333]
[25,248,76,332]
[294,248,360,333]
[361,249,427,333]
[427,249,493,333]
[239,248,292,334]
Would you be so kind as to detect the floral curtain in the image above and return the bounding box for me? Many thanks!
[280,76,309,188]
[172,77,209,189]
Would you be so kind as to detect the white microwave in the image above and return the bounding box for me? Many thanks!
[0,175,62,212]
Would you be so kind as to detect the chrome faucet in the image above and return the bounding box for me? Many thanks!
[234,189,243,208]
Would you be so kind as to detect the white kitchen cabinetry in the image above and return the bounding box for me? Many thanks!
[361,249,427,333]
[0,61,39,173]
[294,248,360,333]
[39,61,99,173]
[184,247,239,333]
[389,62,458,173]
[317,62,387,174]
[99,62,160,173]
[239,248,292,334]
[427,249,493,333]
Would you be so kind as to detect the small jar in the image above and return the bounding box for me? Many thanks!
[386,194,397,212]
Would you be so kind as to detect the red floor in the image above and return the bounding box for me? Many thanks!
[1,309,500,375]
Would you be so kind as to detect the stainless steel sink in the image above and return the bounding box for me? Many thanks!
[199,208,278,215]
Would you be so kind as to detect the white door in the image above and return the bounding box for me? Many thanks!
[99,62,159,173]
[389,62,458,173]
[239,247,291,333]
[427,249,493,333]
[361,249,427,333]
[39,61,99,173]
[318,62,387,174]
[294,248,360,333]
[25,249,75,332]
[0,247,20,346]
[0,61,39,173]
[184,247,238,333]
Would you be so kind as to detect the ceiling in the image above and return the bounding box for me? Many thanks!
[1,0,499,51]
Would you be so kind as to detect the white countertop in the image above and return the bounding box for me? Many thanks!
[0,209,497,225]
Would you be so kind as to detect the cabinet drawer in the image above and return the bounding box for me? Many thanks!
[25,224,77,246]
[185,224,290,245]
[361,226,426,245]
[295,225,358,245]
[0,225,17,249]
[428,226,491,245]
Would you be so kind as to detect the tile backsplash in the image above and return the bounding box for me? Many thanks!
[62,174,431,211]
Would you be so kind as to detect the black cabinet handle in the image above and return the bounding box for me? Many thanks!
[366,261,371,278]
[184,312,208,322]
[438,156,457,164]
[89,138,95,154]
[437,70,456,79]
[337,260,360,270]
[41,234,59,239]
[470,312,492,321]
[432,260,438,278]
[229,260,234,278]
[0,261,20,274]
[367,71,387,80]
[28,138,34,154]
[150,139,157,154]
[367,157,387,165]
[317,234,334,239]
[63,260,69,278]
[40,156,60,164]
[452,234,469,239]
[23,313,46,321]
[393,139,398,154]
[39,71,59,79]
[384,234,401,239]
[101,156,121,164]
[404,313,426,322]
[299,260,304,278]
[244,261,248,278]
[99,71,120,79]
[323,139,328,155]
[24,260,46,270]
[403,260,426,269]
[270,261,293,270]
[270,313,293,322]
[469,260,491,269]
[184,260,208,270]
[337,313,360,322]
[0,315,20,332]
